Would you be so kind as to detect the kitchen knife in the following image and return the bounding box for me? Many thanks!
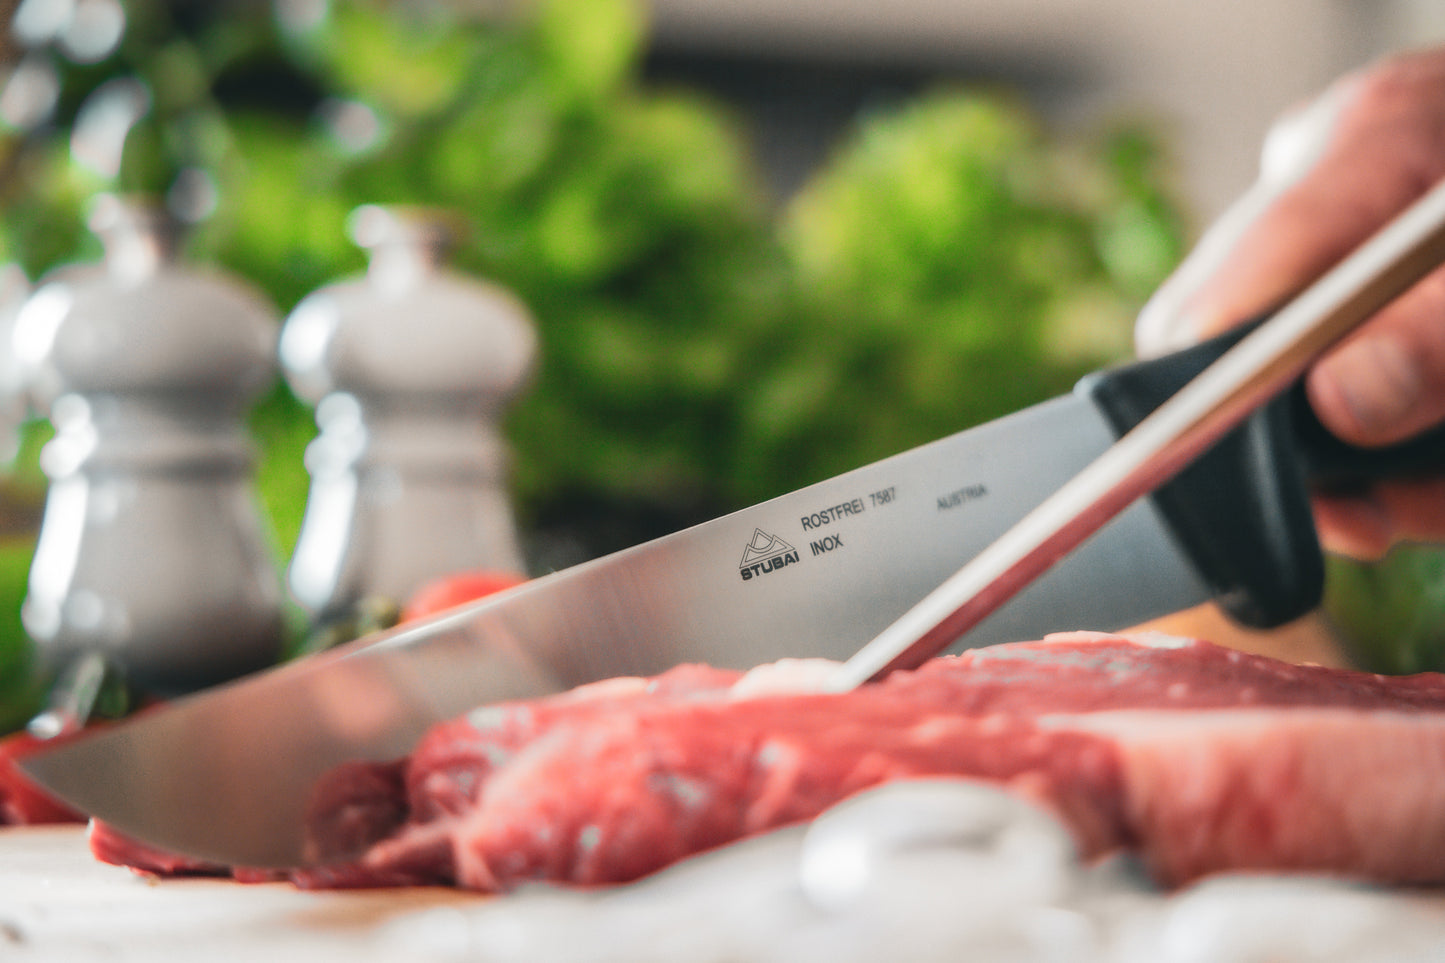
[18,213,1445,872]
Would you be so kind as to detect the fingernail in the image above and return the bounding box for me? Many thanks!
[1313,335,1422,436]
[1134,297,1202,357]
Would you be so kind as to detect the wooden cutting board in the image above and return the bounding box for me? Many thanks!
[0,825,484,961]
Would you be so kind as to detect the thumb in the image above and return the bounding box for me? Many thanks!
[1135,80,1354,355]
[1305,274,1445,446]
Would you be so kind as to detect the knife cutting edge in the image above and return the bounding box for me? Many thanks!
[829,174,1445,690]
[17,183,1445,869]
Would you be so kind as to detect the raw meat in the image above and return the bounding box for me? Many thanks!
[92,633,1445,891]
[90,662,746,885]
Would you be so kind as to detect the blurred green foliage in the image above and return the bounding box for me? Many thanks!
[1327,547,1445,675]
[754,93,1184,494]
[1,0,1185,543]
[0,427,49,728]
[0,536,41,729]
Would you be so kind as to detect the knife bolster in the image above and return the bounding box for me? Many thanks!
[1077,332,1324,630]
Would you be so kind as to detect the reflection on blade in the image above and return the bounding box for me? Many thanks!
[20,594,567,868]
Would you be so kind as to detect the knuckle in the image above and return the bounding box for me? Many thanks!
[1346,48,1445,116]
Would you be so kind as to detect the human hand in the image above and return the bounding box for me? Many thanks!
[1135,47,1445,559]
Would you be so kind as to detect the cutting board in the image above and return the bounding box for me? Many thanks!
[8,817,1445,961]
[0,825,483,962]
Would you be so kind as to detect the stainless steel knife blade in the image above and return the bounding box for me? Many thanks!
[19,390,1213,868]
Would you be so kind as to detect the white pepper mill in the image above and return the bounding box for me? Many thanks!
[280,205,536,623]
[13,195,284,703]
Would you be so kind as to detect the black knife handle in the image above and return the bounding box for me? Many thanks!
[1078,323,1445,630]
[1289,393,1445,491]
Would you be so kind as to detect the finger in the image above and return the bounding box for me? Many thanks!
[1134,177,1294,355]
[1313,493,1394,560]
[1376,475,1445,544]
[1305,268,1445,446]
[1137,49,1445,353]
[1314,475,1445,560]
[1135,79,1358,354]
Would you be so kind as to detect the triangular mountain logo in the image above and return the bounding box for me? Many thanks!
[740,528,795,567]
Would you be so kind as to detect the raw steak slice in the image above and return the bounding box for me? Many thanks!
[905,633,1445,885]
[436,696,1124,890]
[397,662,741,826]
[1068,708,1445,885]
[90,662,743,885]
[91,633,1445,893]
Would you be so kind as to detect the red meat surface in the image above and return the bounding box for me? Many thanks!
[92,633,1445,892]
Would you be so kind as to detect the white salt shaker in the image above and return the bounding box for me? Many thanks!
[280,205,536,622]
[14,195,284,700]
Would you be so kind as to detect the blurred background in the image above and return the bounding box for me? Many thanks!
[0,0,1443,730]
